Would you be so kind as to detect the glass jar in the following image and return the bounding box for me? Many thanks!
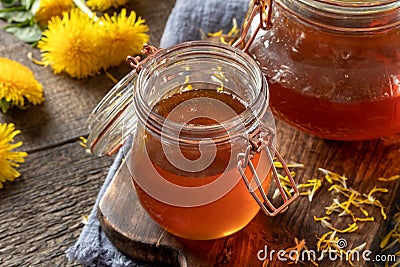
[86,41,298,240]
[242,0,400,141]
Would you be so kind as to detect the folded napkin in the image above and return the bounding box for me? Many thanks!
[66,0,249,266]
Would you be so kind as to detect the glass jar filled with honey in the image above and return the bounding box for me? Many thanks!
[86,41,298,240]
[239,0,400,141]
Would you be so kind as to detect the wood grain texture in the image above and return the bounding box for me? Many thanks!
[0,142,113,267]
[0,1,176,266]
[99,120,400,267]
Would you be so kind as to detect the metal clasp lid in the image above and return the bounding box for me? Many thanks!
[233,0,273,52]
[126,44,161,73]
[86,45,161,156]
[237,124,299,216]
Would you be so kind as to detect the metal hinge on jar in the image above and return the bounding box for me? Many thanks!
[233,0,273,52]
[126,44,162,73]
[237,124,299,216]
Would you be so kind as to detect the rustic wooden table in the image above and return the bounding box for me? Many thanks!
[0,1,176,266]
[0,1,399,267]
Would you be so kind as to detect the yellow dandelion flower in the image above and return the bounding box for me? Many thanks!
[34,0,75,27]
[87,0,128,12]
[99,8,149,68]
[0,123,28,189]
[38,9,103,79]
[0,57,44,113]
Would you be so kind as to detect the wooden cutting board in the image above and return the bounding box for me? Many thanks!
[98,163,297,267]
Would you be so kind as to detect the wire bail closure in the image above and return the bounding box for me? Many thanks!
[237,124,299,216]
[233,0,273,52]
[126,44,162,73]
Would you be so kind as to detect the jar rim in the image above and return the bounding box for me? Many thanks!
[316,0,398,8]
[275,0,400,32]
[134,41,269,145]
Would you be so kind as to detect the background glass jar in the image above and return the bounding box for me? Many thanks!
[87,41,298,240]
[245,0,400,141]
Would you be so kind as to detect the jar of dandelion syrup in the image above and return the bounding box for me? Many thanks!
[86,41,298,240]
[240,0,400,141]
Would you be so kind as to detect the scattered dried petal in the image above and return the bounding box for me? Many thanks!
[378,175,400,182]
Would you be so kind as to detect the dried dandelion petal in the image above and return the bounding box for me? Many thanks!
[328,184,360,198]
[280,237,319,266]
[314,216,331,222]
[204,19,240,45]
[325,200,341,215]
[0,123,28,188]
[318,168,348,187]
[380,205,400,261]
[79,136,87,148]
[105,71,119,84]
[378,175,400,182]
[353,216,374,222]
[337,223,359,233]
[208,29,224,37]
[274,172,295,199]
[319,217,358,233]
[316,230,366,266]
[321,169,391,222]
[262,259,270,267]
[307,168,398,266]
[274,160,304,169]
[80,214,89,225]
[368,187,389,195]
[211,66,228,91]
[316,231,334,251]
[294,179,322,201]
[381,229,396,249]
[358,187,389,220]
[283,238,307,263]
[335,193,357,217]
[348,242,367,266]
[274,161,323,202]
[276,166,394,265]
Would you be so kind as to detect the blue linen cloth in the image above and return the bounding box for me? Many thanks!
[66,0,249,266]
[159,0,249,48]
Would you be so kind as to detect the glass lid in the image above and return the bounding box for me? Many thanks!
[86,70,138,156]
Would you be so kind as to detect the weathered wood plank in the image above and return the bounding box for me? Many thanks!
[0,142,114,267]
